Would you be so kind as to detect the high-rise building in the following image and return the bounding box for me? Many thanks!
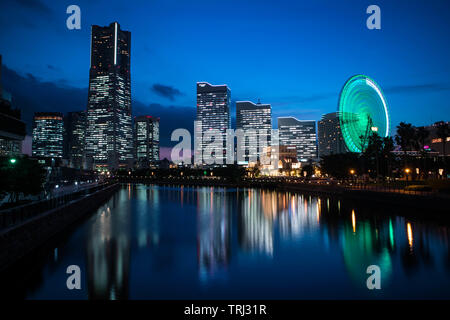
[278,117,317,162]
[236,100,271,164]
[85,22,132,170]
[0,55,26,156]
[196,82,231,165]
[420,121,450,156]
[134,115,160,168]
[318,112,347,157]
[32,112,64,158]
[64,111,86,169]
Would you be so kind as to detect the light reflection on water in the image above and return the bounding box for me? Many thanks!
[19,184,450,299]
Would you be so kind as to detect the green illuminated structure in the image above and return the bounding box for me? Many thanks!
[338,75,390,152]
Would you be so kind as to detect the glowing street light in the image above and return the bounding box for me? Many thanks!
[9,158,17,164]
[349,169,355,175]
[405,168,411,182]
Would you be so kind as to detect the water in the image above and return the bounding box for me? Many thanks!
[12,184,450,299]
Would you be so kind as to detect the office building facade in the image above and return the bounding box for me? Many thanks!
[85,22,132,170]
[196,82,231,165]
[64,111,86,169]
[32,112,64,158]
[278,117,317,162]
[318,112,347,157]
[134,115,160,168]
[236,101,271,164]
[420,121,450,156]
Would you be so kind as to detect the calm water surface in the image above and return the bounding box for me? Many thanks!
[17,184,450,299]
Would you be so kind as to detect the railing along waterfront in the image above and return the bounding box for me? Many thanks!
[0,182,112,230]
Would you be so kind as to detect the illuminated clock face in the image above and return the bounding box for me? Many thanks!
[338,75,390,153]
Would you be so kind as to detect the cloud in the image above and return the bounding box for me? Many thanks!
[151,83,184,101]
[14,0,52,15]
[0,0,52,28]
[2,64,88,132]
[1,64,196,148]
[270,92,337,108]
[47,64,59,71]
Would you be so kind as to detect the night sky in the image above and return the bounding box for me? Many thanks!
[0,0,449,155]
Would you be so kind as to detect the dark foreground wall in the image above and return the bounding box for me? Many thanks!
[0,183,120,273]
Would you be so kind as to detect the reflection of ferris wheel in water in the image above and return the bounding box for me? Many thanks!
[338,75,390,153]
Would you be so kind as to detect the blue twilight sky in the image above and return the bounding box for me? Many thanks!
[0,0,449,148]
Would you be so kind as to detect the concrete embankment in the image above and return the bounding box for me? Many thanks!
[0,183,120,273]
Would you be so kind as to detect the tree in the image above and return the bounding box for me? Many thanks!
[301,164,314,178]
[395,122,416,154]
[363,132,383,180]
[381,136,395,177]
[362,133,395,180]
[320,153,360,179]
[415,126,430,151]
[0,156,46,203]
[414,126,430,179]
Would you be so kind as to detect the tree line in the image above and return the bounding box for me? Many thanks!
[320,121,449,181]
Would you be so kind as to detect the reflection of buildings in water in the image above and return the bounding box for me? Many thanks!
[86,189,131,299]
[238,191,322,255]
[341,215,393,289]
[239,189,274,256]
[278,194,320,239]
[399,220,448,274]
[136,187,160,248]
[197,188,231,281]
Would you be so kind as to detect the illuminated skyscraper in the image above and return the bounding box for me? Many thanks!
[196,82,230,165]
[134,116,160,168]
[318,112,347,157]
[278,117,317,162]
[64,111,86,169]
[236,100,271,164]
[32,112,64,158]
[85,22,132,170]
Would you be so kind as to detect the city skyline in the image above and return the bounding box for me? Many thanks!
[1,1,450,305]
[0,0,449,156]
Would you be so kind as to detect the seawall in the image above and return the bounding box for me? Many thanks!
[0,183,120,273]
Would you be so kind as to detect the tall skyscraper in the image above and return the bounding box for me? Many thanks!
[65,111,86,169]
[85,22,132,170]
[134,115,160,168]
[196,82,231,165]
[318,112,347,157]
[32,112,64,158]
[278,117,317,162]
[236,100,271,164]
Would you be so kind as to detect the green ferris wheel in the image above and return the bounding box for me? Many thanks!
[338,75,390,153]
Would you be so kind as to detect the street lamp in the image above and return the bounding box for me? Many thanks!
[405,168,411,182]
[9,158,17,164]
[349,169,356,185]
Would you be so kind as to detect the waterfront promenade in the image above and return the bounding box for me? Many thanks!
[0,182,120,273]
